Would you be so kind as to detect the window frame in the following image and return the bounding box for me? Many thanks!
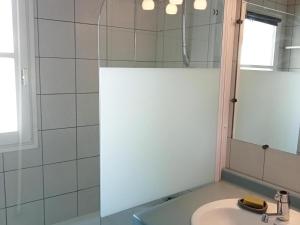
[0,0,38,153]
[240,12,281,71]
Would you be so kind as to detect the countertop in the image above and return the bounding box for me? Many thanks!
[133,181,273,225]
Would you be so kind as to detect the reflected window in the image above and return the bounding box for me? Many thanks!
[240,12,281,71]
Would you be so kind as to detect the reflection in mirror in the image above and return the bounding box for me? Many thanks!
[233,1,300,154]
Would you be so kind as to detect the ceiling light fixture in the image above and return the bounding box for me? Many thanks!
[166,3,178,15]
[194,0,207,10]
[142,0,155,10]
[170,0,183,5]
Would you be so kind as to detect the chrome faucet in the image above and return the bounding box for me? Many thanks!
[262,190,290,223]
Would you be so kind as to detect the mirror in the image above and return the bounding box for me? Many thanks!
[233,1,300,154]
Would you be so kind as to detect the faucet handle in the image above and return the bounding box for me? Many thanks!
[274,190,289,203]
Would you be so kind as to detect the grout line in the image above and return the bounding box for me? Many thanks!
[35,0,46,223]
[3,185,100,209]
[36,17,159,32]
[39,124,100,132]
[1,155,99,173]
[38,92,99,95]
[2,154,8,224]
[74,0,80,214]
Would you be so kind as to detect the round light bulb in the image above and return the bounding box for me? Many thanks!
[194,0,207,10]
[166,3,178,15]
[142,0,155,10]
[170,0,183,5]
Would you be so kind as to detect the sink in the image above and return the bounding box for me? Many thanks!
[191,199,300,225]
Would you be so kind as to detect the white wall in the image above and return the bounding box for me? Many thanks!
[100,68,220,216]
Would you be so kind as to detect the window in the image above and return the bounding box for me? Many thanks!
[0,0,38,152]
[240,12,281,70]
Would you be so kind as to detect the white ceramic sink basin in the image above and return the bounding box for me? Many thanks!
[191,199,300,225]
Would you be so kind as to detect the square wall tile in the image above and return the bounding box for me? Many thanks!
[3,132,42,171]
[0,154,3,172]
[208,23,223,62]
[39,19,75,58]
[5,167,43,207]
[107,0,135,28]
[264,149,300,192]
[77,94,99,126]
[107,27,134,61]
[36,95,42,131]
[136,31,157,61]
[38,0,74,21]
[163,29,182,62]
[35,58,40,94]
[40,58,75,94]
[135,4,157,31]
[164,6,182,30]
[0,173,5,209]
[75,0,106,25]
[78,186,99,215]
[77,126,99,158]
[42,128,76,164]
[7,200,44,225]
[45,192,77,225]
[0,209,6,225]
[78,157,99,189]
[76,24,99,59]
[76,59,99,93]
[229,139,265,179]
[44,161,77,197]
[41,94,76,130]
[189,25,210,62]
[34,20,39,57]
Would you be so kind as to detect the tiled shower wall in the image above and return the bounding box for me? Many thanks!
[0,0,103,224]
[155,0,224,68]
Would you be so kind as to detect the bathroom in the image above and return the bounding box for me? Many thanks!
[0,0,300,225]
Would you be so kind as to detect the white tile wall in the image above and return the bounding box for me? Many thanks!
[76,24,99,59]
[107,0,135,28]
[0,209,6,225]
[77,126,99,158]
[136,31,157,61]
[78,186,100,216]
[0,155,2,173]
[76,94,99,126]
[7,201,44,225]
[42,128,76,164]
[136,5,157,31]
[76,59,99,93]
[0,173,5,209]
[1,0,226,224]
[40,58,76,94]
[45,192,77,225]
[38,0,74,21]
[75,0,106,25]
[38,20,75,58]
[44,161,77,197]
[41,94,76,130]
[107,27,135,61]
[3,132,42,171]
[5,167,43,206]
[78,157,99,189]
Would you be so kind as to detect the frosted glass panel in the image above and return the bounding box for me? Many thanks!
[234,70,300,154]
[100,68,220,217]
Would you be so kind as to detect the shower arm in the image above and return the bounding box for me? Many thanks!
[182,0,190,67]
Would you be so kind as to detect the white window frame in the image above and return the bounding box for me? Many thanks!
[0,0,38,152]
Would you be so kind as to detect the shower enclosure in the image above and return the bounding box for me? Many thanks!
[99,0,225,224]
